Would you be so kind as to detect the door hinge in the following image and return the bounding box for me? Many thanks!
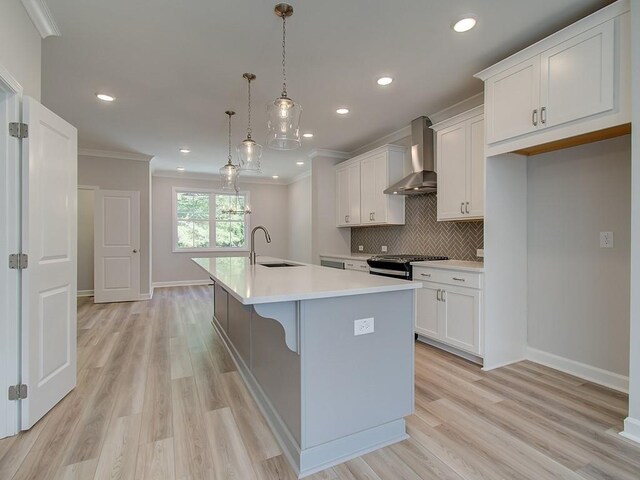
[9,122,28,139]
[9,253,28,269]
[8,384,28,401]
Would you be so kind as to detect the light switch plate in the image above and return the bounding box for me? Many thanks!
[600,232,613,248]
[358,245,364,251]
[381,246,388,252]
[354,318,374,336]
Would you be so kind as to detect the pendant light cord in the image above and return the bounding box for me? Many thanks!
[247,77,252,139]
[281,15,287,97]
[227,113,232,163]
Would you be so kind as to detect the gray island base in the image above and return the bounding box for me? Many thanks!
[193,257,418,478]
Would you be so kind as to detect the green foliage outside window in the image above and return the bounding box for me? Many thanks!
[176,191,246,249]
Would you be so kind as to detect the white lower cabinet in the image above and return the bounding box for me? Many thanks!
[344,259,369,273]
[415,267,483,356]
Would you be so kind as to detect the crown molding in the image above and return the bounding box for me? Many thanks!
[21,0,61,38]
[78,148,154,162]
[349,125,411,157]
[287,170,312,185]
[0,63,23,94]
[307,149,350,160]
[152,169,289,186]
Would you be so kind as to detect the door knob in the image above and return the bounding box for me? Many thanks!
[133,249,139,253]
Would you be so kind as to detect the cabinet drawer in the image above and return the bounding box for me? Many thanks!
[344,260,370,273]
[414,267,482,289]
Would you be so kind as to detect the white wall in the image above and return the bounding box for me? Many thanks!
[287,173,312,263]
[527,136,631,377]
[78,155,152,296]
[77,188,95,293]
[311,154,350,264]
[152,175,289,285]
[0,0,41,99]
[623,0,640,443]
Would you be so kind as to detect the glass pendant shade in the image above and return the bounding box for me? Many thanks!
[266,96,302,150]
[237,137,263,172]
[219,160,239,191]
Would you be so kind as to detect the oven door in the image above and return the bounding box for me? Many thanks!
[369,267,411,280]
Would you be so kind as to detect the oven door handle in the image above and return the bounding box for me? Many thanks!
[368,267,410,278]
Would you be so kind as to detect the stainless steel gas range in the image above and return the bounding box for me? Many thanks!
[367,254,448,280]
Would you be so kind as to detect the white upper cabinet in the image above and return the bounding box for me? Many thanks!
[476,1,630,156]
[486,57,540,144]
[336,162,361,227]
[540,20,614,128]
[335,145,405,227]
[432,106,484,221]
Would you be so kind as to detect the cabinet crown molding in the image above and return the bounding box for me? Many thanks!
[78,148,154,162]
[338,144,407,168]
[431,106,484,132]
[474,0,629,81]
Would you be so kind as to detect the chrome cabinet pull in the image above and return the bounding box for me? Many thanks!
[420,273,431,278]
[442,290,446,302]
[532,108,538,126]
[465,202,469,214]
[541,106,547,124]
[436,289,441,301]
[460,202,464,214]
[452,277,465,282]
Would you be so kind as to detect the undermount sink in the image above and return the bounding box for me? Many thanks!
[258,262,301,268]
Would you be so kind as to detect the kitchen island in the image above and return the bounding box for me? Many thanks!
[192,256,420,478]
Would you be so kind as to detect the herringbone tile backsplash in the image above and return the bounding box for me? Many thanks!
[351,194,484,260]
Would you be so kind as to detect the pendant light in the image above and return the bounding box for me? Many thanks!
[266,3,302,151]
[221,191,252,216]
[219,110,240,191]
[237,73,263,172]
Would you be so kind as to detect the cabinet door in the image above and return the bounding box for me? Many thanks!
[416,283,441,339]
[336,167,350,226]
[214,283,228,332]
[347,162,361,225]
[466,116,485,218]
[441,286,481,355]
[540,20,614,128]
[486,57,540,144]
[360,155,376,224]
[437,123,467,220]
[372,152,389,223]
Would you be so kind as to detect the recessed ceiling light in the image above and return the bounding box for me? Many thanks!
[296,161,304,165]
[176,166,185,172]
[453,16,477,33]
[377,76,393,86]
[336,108,350,115]
[302,133,314,138]
[96,93,115,102]
[179,148,191,154]
[272,175,279,179]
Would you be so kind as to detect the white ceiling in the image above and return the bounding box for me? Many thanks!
[42,0,610,180]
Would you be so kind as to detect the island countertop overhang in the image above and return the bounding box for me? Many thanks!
[192,256,421,305]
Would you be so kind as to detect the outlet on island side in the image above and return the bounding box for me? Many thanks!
[600,231,614,248]
[354,317,374,336]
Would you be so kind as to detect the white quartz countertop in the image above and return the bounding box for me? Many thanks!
[319,253,372,261]
[192,256,420,305]
[411,259,484,272]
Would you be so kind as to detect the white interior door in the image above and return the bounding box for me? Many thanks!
[21,96,78,429]
[94,190,140,303]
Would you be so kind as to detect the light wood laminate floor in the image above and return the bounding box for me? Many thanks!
[1,286,638,479]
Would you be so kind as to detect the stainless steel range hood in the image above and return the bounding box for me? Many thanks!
[384,116,436,195]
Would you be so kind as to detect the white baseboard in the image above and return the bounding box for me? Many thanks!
[621,417,640,444]
[152,280,211,288]
[525,346,629,393]
[77,290,94,297]
[139,290,153,300]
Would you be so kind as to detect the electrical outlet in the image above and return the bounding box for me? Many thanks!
[381,245,388,252]
[354,318,374,336]
[358,245,364,252]
[600,231,614,248]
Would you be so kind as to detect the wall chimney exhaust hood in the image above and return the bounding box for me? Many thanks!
[384,116,436,195]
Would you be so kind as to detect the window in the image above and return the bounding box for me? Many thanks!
[173,188,249,252]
